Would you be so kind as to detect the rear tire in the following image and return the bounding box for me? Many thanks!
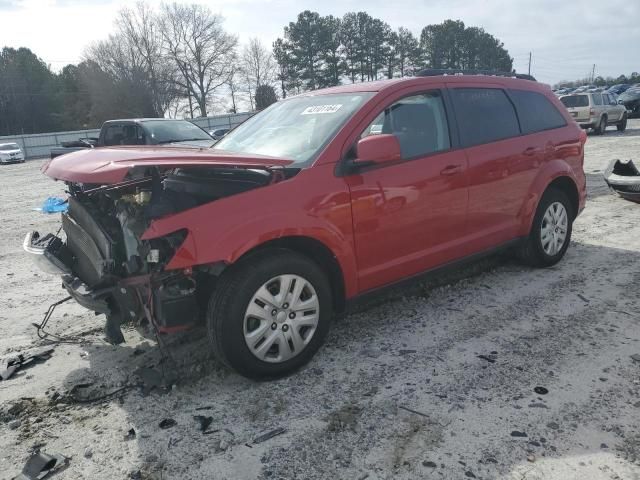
[617,113,628,132]
[518,188,573,268]
[206,249,332,379]
[595,116,607,135]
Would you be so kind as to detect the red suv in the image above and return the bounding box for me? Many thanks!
[25,71,586,378]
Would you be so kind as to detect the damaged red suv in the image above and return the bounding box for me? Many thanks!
[25,71,586,378]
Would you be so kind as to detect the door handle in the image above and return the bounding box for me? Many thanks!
[523,147,539,156]
[440,164,463,176]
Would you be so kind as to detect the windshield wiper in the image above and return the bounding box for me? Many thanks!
[155,138,207,144]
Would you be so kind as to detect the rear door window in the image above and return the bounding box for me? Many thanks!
[362,91,451,159]
[509,89,567,134]
[450,88,520,147]
[592,94,603,106]
[560,95,589,108]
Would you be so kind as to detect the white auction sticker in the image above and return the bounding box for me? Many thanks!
[301,104,343,115]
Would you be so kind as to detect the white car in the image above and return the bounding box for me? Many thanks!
[0,143,25,163]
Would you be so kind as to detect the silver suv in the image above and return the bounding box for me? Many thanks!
[560,92,627,134]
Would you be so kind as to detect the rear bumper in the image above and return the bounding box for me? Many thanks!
[577,121,596,129]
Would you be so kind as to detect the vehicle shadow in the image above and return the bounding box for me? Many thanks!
[58,240,640,479]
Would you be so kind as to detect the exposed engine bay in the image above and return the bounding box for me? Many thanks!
[26,165,292,344]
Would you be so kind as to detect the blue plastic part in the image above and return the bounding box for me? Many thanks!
[41,197,69,213]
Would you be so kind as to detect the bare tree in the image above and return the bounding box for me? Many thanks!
[160,3,237,117]
[117,2,176,114]
[242,38,276,109]
[86,1,175,117]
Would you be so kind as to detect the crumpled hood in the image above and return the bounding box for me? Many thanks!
[42,146,293,184]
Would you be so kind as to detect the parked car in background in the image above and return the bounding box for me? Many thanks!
[50,119,215,159]
[0,142,25,164]
[560,92,627,134]
[209,128,230,141]
[607,84,632,95]
[26,70,587,378]
[619,87,640,117]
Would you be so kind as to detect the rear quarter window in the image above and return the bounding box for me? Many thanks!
[560,95,589,108]
[510,89,567,134]
[450,88,520,147]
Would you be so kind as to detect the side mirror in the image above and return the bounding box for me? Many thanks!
[355,134,401,166]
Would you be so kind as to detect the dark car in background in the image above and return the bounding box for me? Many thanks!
[619,86,640,117]
[50,119,215,159]
[607,84,632,95]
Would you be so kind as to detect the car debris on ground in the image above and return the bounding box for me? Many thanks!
[0,347,54,381]
[604,158,640,203]
[12,451,68,480]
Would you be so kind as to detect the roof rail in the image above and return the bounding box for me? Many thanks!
[417,68,537,82]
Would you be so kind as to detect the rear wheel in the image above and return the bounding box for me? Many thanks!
[617,113,628,132]
[595,115,607,135]
[518,188,573,268]
[206,249,332,379]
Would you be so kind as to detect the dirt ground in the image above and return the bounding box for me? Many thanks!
[1,120,640,480]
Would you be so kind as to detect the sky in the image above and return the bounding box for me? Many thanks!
[0,0,639,86]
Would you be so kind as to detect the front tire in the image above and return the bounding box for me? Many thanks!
[206,249,332,379]
[518,188,573,267]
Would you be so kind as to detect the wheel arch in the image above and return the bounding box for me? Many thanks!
[233,236,347,314]
[519,164,582,235]
[546,176,580,220]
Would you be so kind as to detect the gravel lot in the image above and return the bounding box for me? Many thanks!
[1,121,640,480]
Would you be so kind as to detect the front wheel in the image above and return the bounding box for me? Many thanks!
[518,189,573,267]
[206,249,332,379]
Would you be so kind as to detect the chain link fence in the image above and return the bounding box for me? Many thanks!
[0,112,253,160]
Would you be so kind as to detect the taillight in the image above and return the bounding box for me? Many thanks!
[589,108,595,115]
[579,130,587,144]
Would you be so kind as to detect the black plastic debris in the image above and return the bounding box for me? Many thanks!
[252,427,286,444]
[477,354,496,364]
[511,431,528,438]
[193,415,213,433]
[533,386,549,395]
[159,418,176,429]
[1,347,54,381]
[630,354,640,363]
[124,428,136,440]
[12,451,68,480]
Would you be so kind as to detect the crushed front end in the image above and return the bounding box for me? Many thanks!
[25,155,291,343]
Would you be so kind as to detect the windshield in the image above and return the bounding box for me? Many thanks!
[560,95,589,108]
[214,93,373,165]
[0,143,19,151]
[143,120,212,144]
